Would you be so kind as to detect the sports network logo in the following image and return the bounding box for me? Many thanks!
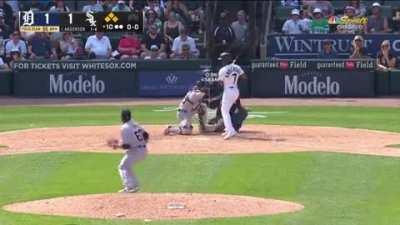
[165,74,178,85]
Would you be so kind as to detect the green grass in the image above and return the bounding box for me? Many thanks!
[1,105,400,132]
[1,104,400,225]
[0,145,7,148]
[386,144,400,148]
[0,152,400,225]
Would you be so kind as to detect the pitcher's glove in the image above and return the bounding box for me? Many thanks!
[107,138,119,149]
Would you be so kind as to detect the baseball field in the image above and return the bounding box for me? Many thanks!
[1,98,400,225]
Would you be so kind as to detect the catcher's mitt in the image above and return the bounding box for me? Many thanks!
[143,130,149,142]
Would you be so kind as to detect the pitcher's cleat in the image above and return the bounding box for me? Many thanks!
[118,186,140,193]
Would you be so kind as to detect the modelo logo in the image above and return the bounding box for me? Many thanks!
[284,75,340,96]
[49,74,106,94]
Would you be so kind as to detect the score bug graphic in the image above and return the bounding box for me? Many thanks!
[19,11,143,33]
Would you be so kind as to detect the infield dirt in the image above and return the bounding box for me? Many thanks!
[0,125,400,157]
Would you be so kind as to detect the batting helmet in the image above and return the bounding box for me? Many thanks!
[218,52,233,65]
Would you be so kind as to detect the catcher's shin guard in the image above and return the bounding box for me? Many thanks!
[197,103,208,132]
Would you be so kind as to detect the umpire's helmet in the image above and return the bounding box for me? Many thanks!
[121,109,131,123]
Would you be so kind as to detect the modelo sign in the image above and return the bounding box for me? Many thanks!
[284,74,340,96]
[49,74,106,94]
[13,61,137,97]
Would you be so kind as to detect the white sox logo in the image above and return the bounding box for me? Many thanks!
[86,11,97,27]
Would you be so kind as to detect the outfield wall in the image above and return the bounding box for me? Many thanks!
[0,70,12,95]
[10,60,210,97]
[251,59,376,97]
[0,59,398,97]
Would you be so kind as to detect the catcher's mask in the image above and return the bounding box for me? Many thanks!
[121,109,131,123]
[194,80,209,93]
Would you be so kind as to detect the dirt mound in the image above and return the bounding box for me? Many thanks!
[0,125,400,157]
[3,193,303,220]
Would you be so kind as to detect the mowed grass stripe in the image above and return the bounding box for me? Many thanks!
[1,105,400,132]
[1,152,400,225]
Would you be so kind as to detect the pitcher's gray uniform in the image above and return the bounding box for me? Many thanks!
[164,88,207,135]
[119,120,147,191]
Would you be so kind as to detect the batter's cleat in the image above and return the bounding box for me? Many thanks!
[118,186,140,193]
[224,131,237,140]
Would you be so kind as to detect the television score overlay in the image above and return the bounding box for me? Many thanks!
[19,10,143,33]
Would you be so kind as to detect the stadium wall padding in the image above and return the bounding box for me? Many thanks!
[375,70,390,96]
[0,70,12,95]
[8,59,400,98]
[11,60,210,97]
[250,59,376,97]
[389,69,400,95]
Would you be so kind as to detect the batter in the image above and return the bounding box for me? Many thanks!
[217,52,246,139]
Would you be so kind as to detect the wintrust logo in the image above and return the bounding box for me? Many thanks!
[285,75,340,96]
[49,74,106,94]
[165,73,178,85]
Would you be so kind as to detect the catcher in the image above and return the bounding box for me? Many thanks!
[107,109,149,193]
[164,81,209,135]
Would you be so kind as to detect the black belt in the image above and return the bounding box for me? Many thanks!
[135,145,146,149]
[228,86,235,89]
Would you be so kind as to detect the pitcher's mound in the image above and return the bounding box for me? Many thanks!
[4,193,304,220]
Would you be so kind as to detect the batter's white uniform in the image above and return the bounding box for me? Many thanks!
[218,63,244,136]
[119,120,147,189]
